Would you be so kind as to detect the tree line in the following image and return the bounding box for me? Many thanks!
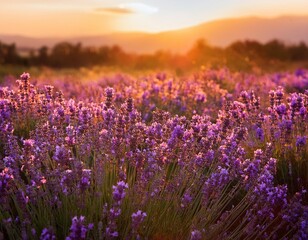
[1,39,308,70]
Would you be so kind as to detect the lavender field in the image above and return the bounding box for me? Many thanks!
[0,69,307,239]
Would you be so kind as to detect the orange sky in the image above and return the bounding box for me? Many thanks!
[1,0,308,37]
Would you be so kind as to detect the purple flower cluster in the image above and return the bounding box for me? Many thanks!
[0,167,14,192]
[296,136,307,147]
[131,210,147,232]
[190,230,202,240]
[66,216,93,240]
[40,227,56,240]
[112,181,128,203]
[0,70,307,239]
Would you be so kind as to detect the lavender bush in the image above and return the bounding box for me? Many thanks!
[0,70,307,239]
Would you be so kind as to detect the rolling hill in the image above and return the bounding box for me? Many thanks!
[1,16,308,53]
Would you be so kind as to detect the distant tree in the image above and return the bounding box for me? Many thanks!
[187,39,212,66]
[50,42,85,67]
[288,42,308,61]
[37,46,49,65]
[228,40,263,58]
[264,40,287,60]
[1,38,308,70]
[0,42,5,64]
[5,43,20,64]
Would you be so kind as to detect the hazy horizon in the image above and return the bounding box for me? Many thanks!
[1,14,307,39]
[1,0,308,37]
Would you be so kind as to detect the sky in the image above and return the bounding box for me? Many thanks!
[1,0,308,37]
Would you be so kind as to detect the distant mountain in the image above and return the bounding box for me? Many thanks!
[0,35,61,49]
[1,16,308,53]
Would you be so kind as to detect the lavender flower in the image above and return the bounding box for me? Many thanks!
[0,168,14,192]
[105,87,114,109]
[79,169,91,192]
[53,145,71,165]
[255,127,264,141]
[112,181,128,203]
[296,136,307,147]
[40,228,56,240]
[20,72,30,81]
[190,230,202,240]
[66,216,93,240]
[181,193,193,208]
[131,210,147,231]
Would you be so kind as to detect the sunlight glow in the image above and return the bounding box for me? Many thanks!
[0,0,308,36]
[118,3,158,14]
